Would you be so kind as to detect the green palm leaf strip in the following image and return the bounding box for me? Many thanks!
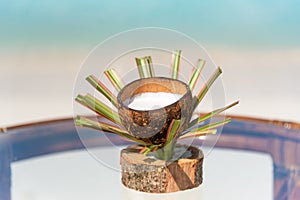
[193,67,222,111]
[179,129,217,140]
[140,145,160,155]
[104,68,124,92]
[189,101,239,127]
[75,116,149,145]
[171,50,181,79]
[154,119,181,160]
[135,56,155,78]
[75,94,122,126]
[146,56,155,77]
[86,75,118,108]
[165,119,182,145]
[188,59,206,91]
[183,118,231,140]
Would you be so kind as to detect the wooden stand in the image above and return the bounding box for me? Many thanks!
[120,145,203,193]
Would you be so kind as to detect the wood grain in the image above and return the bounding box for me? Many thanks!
[120,145,203,193]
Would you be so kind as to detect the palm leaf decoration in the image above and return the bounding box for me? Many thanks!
[75,50,238,160]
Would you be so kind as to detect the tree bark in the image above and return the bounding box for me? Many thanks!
[120,145,203,193]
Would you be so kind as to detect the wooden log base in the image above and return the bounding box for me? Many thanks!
[120,145,203,193]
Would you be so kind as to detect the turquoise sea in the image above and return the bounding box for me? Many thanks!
[1,0,300,48]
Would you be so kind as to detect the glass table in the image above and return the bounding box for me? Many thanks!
[1,116,299,199]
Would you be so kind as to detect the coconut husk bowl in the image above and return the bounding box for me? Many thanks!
[117,77,193,145]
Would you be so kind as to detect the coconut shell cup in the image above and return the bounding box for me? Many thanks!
[117,77,193,145]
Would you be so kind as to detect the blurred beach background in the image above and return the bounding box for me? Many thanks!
[1,0,299,199]
[1,0,299,126]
